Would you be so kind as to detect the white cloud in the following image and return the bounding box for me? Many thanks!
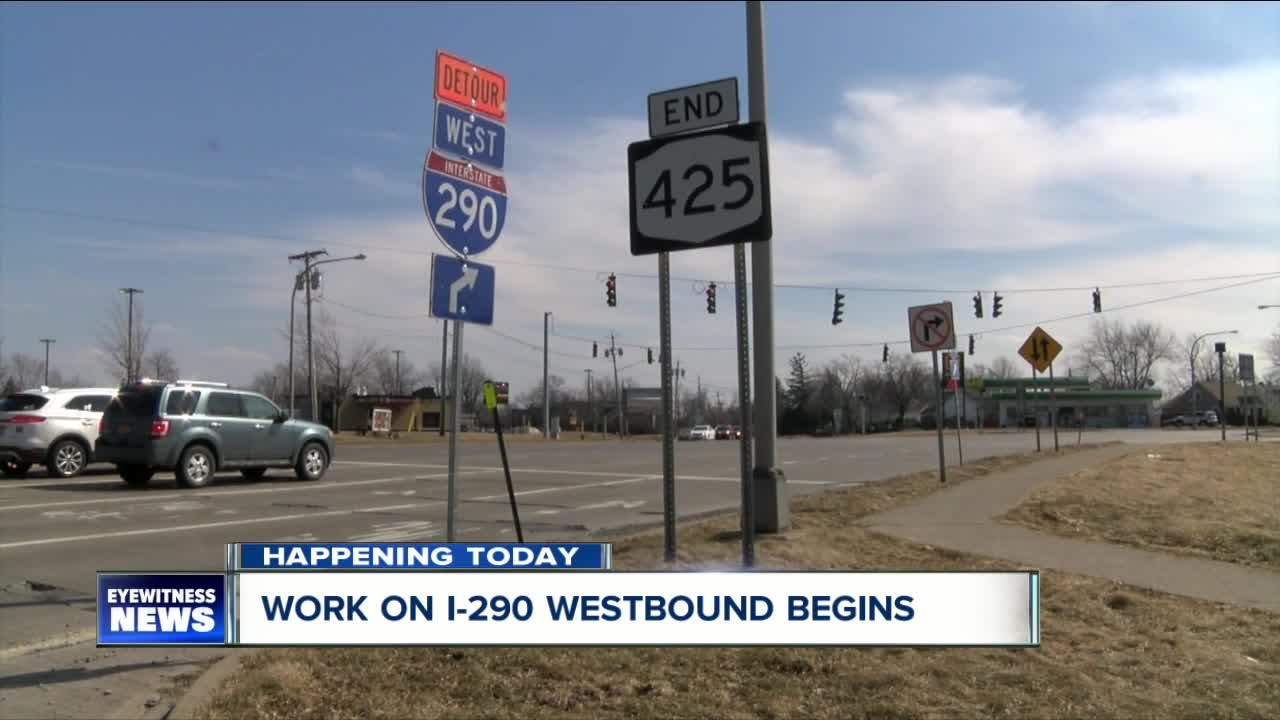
[350,166,418,197]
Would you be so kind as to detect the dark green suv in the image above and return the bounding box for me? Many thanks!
[95,380,335,488]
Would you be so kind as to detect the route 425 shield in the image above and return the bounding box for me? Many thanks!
[627,122,771,256]
[423,150,508,257]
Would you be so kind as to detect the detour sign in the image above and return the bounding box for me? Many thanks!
[435,50,507,123]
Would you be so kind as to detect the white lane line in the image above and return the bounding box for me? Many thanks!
[0,501,444,550]
[466,475,657,503]
[0,470,489,513]
[681,476,832,486]
[0,474,677,551]
[337,461,661,480]
[574,499,645,511]
[782,460,798,465]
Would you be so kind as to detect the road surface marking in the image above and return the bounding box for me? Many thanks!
[782,460,797,465]
[338,461,662,480]
[574,499,645,511]
[352,521,440,542]
[466,475,658,503]
[0,471,489,513]
[0,629,99,660]
[0,501,445,550]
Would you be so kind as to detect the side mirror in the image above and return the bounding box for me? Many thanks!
[274,412,288,424]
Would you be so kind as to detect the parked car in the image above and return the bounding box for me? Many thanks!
[679,425,715,441]
[1198,411,1219,426]
[94,380,335,488]
[0,386,118,478]
[715,425,734,440]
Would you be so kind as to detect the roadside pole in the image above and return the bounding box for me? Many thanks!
[543,313,551,440]
[734,241,755,568]
[439,320,448,436]
[1049,363,1059,451]
[1033,369,1042,452]
[1217,345,1226,443]
[487,383,523,543]
[747,0,787,533]
[446,320,464,542]
[932,350,947,484]
[658,253,677,562]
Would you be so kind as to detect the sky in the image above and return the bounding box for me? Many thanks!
[2,0,1278,403]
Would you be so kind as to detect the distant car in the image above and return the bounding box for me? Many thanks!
[714,425,734,440]
[683,425,715,441]
[1198,411,1219,426]
[0,386,118,478]
[94,379,335,488]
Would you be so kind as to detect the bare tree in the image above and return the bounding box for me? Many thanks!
[455,353,489,414]
[98,297,152,383]
[313,311,379,430]
[985,356,1021,380]
[1264,324,1280,382]
[1167,333,1241,392]
[519,374,569,410]
[1078,317,1176,390]
[372,350,426,395]
[6,353,45,389]
[873,354,931,426]
[248,363,293,406]
[144,349,180,380]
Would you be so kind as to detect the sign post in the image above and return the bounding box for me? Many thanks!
[485,381,522,542]
[425,49,508,543]
[635,70,770,567]
[1019,327,1063,454]
[908,301,956,483]
[1240,354,1257,441]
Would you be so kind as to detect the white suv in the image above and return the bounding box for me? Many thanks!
[0,387,117,478]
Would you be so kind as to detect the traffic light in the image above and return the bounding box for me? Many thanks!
[882,344,889,363]
[606,273,617,307]
[992,292,1004,318]
[647,348,654,364]
[1092,287,1102,313]
[592,342,598,358]
[706,282,717,314]
[973,292,983,319]
[969,334,975,355]
[832,289,845,325]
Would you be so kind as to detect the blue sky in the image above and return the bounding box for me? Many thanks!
[2,1,1278,398]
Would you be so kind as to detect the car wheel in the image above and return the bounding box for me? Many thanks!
[48,439,89,479]
[1,459,32,477]
[295,442,328,481]
[119,464,154,487]
[241,468,268,481]
[177,445,216,489]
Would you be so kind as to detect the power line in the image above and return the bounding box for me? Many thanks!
[6,203,1276,295]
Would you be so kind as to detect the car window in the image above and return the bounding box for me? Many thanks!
[105,386,164,418]
[241,394,279,420]
[165,389,202,416]
[65,395,113,413]
[205,392,245,418]
[0,394,50,412]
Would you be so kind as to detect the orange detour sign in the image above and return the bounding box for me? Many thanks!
[435,51,507,123]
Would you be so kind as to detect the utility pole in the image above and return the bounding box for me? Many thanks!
[119,288,143,384]
[288,250,327,422]
[747,0,786,532]
[392,349,404,395]
[39,339,55,386]
[696,376,702,423]
[439,321,448,436]
[606,333,624,438]
[584,369,593,438]
[543,312,551,439]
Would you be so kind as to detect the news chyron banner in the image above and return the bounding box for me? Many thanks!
[98,543,1040,648]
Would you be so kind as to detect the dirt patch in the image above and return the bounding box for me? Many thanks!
[1001,442,1280,570]
[195,443,1280,719]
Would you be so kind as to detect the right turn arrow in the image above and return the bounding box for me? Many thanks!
[449,266,479,313]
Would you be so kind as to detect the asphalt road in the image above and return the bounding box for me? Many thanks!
[0,427,1241,719]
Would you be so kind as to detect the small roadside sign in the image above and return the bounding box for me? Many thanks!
[429,253,496,326]
[435,50,506,123]
[647,77,740,139]
[483,382,498,410]
[628,122,771,255]
[1239,353,1255,382]
[1018,326,1062,373]
[908,302,956,353]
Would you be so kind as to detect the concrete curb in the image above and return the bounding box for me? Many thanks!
[166,651,246,720]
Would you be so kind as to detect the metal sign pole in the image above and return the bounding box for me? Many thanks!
[446,319,464,542]
[1033,368,1042,452]
[1218,350,1226,443]
[493,404,523,542]
[1049,363,1059,451]
[932,350,946,484]
[658,252,677,563]
[733,242,755,568]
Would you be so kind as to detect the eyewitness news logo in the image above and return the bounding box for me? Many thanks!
[97,573,228,646]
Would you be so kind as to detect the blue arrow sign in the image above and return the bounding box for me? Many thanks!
[434,101,506,171]
[423,149,508,257]
[429,253,495,325]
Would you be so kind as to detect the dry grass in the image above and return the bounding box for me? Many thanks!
[1001,442,1280,570]
[196,443,1280,720]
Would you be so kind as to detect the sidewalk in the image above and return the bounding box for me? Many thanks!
[860,444,1280,612]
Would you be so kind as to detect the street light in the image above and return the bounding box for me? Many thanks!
[119,288,144,384]
[1189,329,1237,420]
[1260,305,1279,310]
[287,251,366,422]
